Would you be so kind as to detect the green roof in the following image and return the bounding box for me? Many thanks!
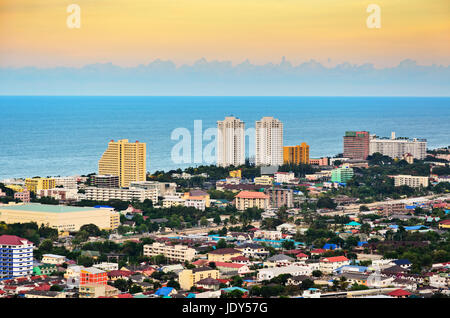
[0,203,96,213]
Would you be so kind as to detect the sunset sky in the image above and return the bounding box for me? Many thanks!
[0,0,449,68]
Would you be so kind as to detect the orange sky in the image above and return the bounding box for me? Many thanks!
[0,0,449,67]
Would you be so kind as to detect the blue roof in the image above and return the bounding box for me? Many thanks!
[389,225,428,231]
[394,259,412,266]
[93,205,114,209]
[186,293,196,298]
[405,205,416,209]
[334,265,368,273]
[346,221,361,226]
[222,287,248,293]
[357,241,368,247]
[323,243,338,250]
[154,287,174,296]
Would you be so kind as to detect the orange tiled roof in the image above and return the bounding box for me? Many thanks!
[235,191,269,199]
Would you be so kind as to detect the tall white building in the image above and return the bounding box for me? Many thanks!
[217,116,245,167]
[369,132,427,160]
[255,117,283,166]
[0,235,34,279]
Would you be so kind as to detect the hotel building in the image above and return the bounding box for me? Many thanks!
[98,139,146,188]
[24,178,56,193]
[343,131,370,160]
[393,175,429,188]
[143,242,197,262]
[84,186,158,204]
[255,117,283,166]
[90,174,120,188]
[0,203,120,232]
[234,191,270,211]
[0,235,34,279]
[217,117,245,167]
[283,142,310,165]
[369,132,427,160]
[331,164,354,183]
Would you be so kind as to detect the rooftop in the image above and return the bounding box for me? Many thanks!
[0,203,98,213]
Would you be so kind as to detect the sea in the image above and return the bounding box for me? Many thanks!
[0,96,449,180]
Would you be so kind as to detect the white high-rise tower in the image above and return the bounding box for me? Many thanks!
[255,116,283,166]
[217,116,245,167]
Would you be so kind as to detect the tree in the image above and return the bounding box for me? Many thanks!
[167,280,180,289]
[79,224,101,237]
[312,270,322,277]
[77,255,94,267]
[113,279,130,292]
[129,284,143,294]
[200,217,208,227]
[216,239,227,249]
[281,240,295,250]
[50,285,63,292]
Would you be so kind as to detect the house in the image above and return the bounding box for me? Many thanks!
[221,286,249,298]
[319,256,350,274]
[392,259,412,270]
[230,256,251,265]
[257,265,312,281]
[265,254,295,267]
[154,287,177,297]
[429,273,449,288]
[235,243,269,259]
[296,253,309,261]
[214,262,251,276]
[195,278,221,291]
[287,275,313,286]
[333,265,368,275]
[276,223,296,233]
[438,220,450,229]
[310,249,326,256]
[41,254,66,265]
[335,272,370,286]
[208,248,242,262]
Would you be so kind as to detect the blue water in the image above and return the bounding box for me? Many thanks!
[0,96,449,179]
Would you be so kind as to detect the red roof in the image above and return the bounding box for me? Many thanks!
[439,220,450,225]
[214,262,246,269]
[322,256,349,263]
[231,256,249,262]
[296,253,309,258]
[388,289,411,297]
[108,270,134,277]
[311,249,326,254]
[117,293,133,298]
[0,235,33,246]
[236,191,269,199]
[34,284,51,291]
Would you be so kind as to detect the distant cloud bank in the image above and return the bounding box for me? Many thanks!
[1,58,449,96]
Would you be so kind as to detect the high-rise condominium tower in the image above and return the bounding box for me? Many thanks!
[343,131,370,160]
[98,139,146,188]
[217,117,245,167]
[255,117,283,166]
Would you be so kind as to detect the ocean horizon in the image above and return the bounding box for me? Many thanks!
[1,96,449,180]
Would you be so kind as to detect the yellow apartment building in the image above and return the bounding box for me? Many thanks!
[98,139,146,188]
[178,267,220,290]
[25,178,56,193]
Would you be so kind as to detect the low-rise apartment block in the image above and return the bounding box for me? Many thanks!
[143,242,197,262]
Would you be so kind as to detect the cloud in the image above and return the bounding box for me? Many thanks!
[0,58,449,96]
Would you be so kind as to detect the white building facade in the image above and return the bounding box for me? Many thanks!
[0,235,34,279]
[217,117,245,167]
[369,132,427,160]
[255,117,283,166]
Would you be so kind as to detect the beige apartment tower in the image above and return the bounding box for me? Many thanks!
[255,117,283,166]
[217,117,245,167]
[98,139,146,188]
